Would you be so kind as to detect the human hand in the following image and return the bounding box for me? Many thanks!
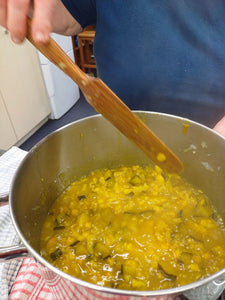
[0,0,56,44]
[0,0,82,44]
[213,116,225,137]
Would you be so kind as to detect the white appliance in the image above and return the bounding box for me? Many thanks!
[37,34,80,119]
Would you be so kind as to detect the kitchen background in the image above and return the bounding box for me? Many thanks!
[0,25,96,152]
[1,24,225,300]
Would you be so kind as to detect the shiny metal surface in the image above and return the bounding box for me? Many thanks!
[0,193,8,206]
[0,244,29,262]
[3,112,225,299]
[0,150,8,206]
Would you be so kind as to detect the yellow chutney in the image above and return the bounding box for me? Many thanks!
[40,165,225,290]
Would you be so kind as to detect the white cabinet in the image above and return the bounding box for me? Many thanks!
[0,27,50,150]
[0,91,17,149]
[38,34,80,119]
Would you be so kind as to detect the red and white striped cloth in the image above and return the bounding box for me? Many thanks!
[10,257,180,300]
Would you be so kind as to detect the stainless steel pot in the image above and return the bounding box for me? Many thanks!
[1,112,225,300]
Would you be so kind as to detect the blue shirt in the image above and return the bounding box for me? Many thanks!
[62,0,225,125]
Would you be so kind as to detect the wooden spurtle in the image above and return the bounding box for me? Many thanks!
[26,19,183,173]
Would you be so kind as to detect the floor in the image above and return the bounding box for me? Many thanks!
[20,91,96,151]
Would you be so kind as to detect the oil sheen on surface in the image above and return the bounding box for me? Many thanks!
[40,165,225,290]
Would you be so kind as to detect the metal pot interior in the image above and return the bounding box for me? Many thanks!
[9,111,225,294]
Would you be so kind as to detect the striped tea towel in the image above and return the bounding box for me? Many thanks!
[0,146,27,198]
[10,257,180,300]
[0,205,23,300]
[0,147,27,299]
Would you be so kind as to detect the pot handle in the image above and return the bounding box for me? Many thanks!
[0,190,29,262]
[183,276,225,300]
[0,193,9,207]
[0,244,29,263]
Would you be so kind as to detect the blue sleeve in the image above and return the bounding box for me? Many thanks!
[61,0,96,28]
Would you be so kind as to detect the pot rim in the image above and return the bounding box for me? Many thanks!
[9,111,225,297]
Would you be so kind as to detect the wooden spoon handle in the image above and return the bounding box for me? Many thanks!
[26,19,88,87]
[26,19,183,173]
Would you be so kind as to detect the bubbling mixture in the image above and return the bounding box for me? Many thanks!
[40,165,225,290]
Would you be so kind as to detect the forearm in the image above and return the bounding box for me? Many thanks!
[45,0,83,36]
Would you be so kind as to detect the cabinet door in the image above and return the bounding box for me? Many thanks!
[0,90,17,150]
[0,27,50,141]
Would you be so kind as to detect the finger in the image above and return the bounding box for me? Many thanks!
[213,116,225,137]
[31,0,56,44]
[0,0,7,28]
[7,0,30,43]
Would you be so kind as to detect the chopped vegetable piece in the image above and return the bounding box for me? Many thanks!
[158,264,177,281]
[129,175,142,186]
[53,226,65,230]
[94,242,111,259]
[126,191,134,197]
[70,240,80,247]
[78,195,86,201]
[50,248,62,261]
